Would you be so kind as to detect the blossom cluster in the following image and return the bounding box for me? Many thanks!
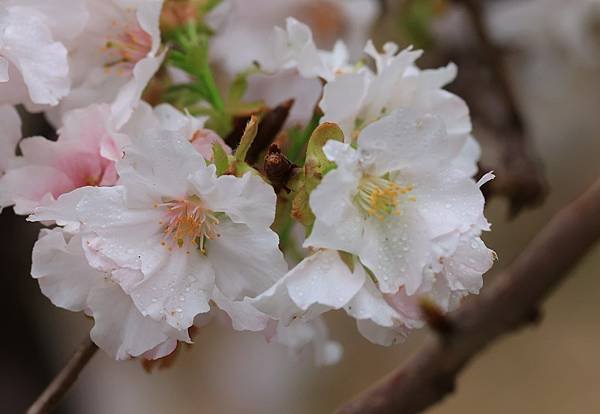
[0,0,494,364]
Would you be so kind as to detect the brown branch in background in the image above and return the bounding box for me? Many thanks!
[337,176,600,414]
[448,0,548,216]
[27,336,98,414]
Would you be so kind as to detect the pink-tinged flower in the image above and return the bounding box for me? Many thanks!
[51,0,165,128]
[0,2,77,106]
[30,128,288,333]
[0,104,127,214]
[32,228,188,360]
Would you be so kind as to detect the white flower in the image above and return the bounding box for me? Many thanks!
[304,109,491,295]
[253,249,422,347]
[0,2,77,106]
[320,41,479,176]
[51,0,165,127]
[209,0,378,76]
[32,228,187,360]
[209,2,378,126]
[30,128,288,332]
[262,18,351,82]
[0,104,126,214]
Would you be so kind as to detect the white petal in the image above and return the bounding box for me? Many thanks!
[287,250,365,312]
[356,319,408,346]
[319,73,369,139]
[191,170,277,229]
[304,162,364,254]
[125,249,214,331]
[207,219,287,300]
[211,288,270,332]
[359,212,433,295]
[28,185,99,232]
[0,6,70,105]
[135,0,162,55]
[453,135,481,178]
[31,229,100,311]
[345,269,401,328]
[357,109,454,176]
[252,250,364,325]
[442,234,494,294]
[117,129,206,205]
[142,339,178,360]
[88,279,187,360]
[409,169,485,238]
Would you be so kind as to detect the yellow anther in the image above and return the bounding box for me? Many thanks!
[356,175,414,220]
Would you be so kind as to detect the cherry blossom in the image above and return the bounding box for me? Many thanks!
[32,228,187,360]
[51,0,165,127]
[30,128,288,332]
[304,109,492,295]
[0,104,126,214]
[0,1,78,106]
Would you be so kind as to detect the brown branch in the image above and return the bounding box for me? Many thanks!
[27,336,98,414]
[337,176,600,414]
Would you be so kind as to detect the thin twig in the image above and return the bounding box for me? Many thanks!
[27,336,98,414]
[337,176,600,414]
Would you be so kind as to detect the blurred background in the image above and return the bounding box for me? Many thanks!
[3,0,600,412]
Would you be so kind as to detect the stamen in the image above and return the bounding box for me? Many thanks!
[158,197,219,254]
[102,24,152,74]
[355,175,414,220]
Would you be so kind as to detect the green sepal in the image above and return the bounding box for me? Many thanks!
[291,123,344,227]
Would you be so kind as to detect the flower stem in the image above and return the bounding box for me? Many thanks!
[27,336,98,414]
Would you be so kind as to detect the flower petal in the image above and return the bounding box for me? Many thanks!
[207,219,287,300]
[304,158,364,254]
[359,211,432,294]
[191,170,277,230]
[357,109,454,176]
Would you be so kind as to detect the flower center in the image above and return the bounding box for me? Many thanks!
[158,197,219,254]
[355,175,414,220]
[103,24,152,73]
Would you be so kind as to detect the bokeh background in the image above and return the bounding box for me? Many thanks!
[3,0,600,412]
